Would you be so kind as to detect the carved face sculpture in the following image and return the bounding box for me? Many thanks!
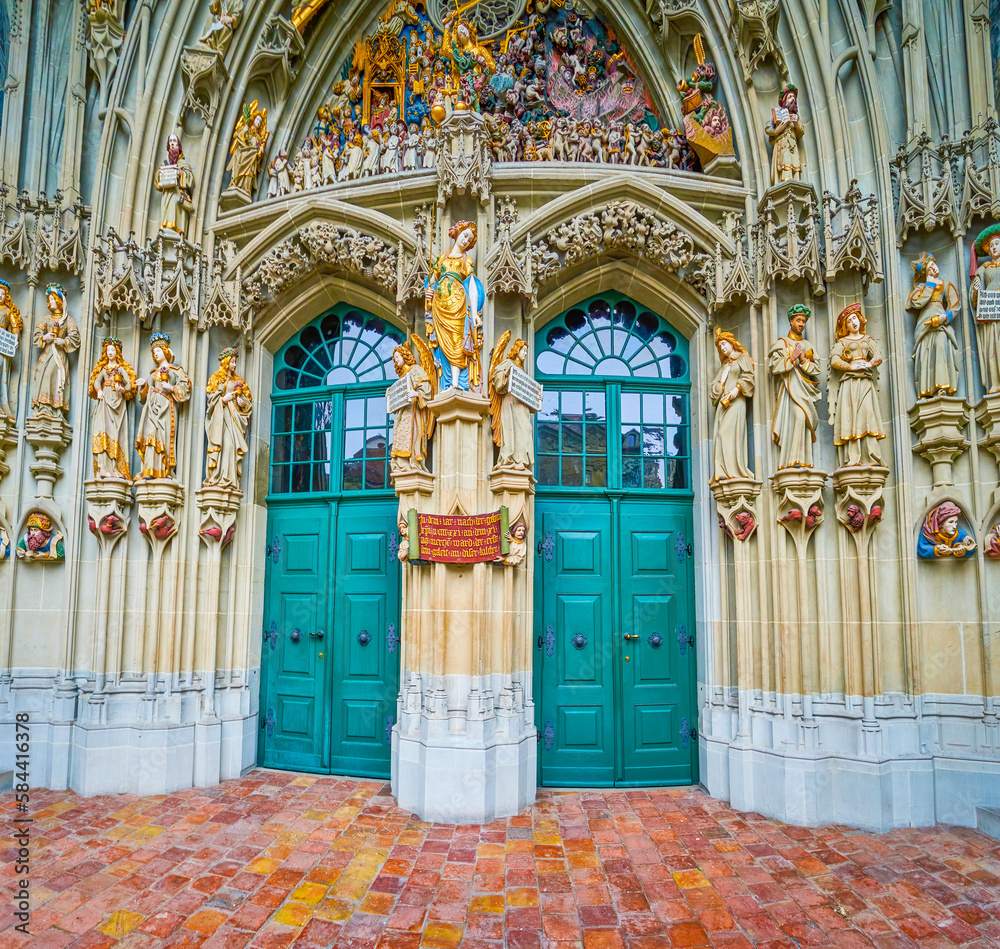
[457,23,470,46]
[106,343,117,361]
[942,514,959,536]
[393,350,404,371]
[988,236,1000,261]
[926,257,940,280]
[47,292,62,316]
[0,284,7,306]
[153,346,166,364]
[167,134,182,163]
[27,524,51,551]
[456,227,476,252]
[789,312,809,336]
[846,313,861,334]
[718,339,733,360]
[511,522,527,542]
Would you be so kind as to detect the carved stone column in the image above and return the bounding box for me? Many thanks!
[392,390,536,823]
[975,393,1000,489]
[0,414,15,479]
[909,396,970,487]
[25,414,72,499]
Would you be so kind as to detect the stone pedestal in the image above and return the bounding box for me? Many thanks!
[219,187,253,212]
[976,393,1000,500]
[392,390,536,823]
[771,467,827,551]
[909,396,969,487]
[25,413,72,499]
[704,153,742,181]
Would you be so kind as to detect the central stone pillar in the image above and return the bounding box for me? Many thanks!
[391,389,536,823]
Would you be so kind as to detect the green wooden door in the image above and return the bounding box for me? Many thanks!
[330,505,400,777]
[260,505,331,773]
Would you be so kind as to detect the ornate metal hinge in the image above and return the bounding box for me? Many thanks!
[265,534,281,564]
[537,530,554,562]
[675,531,693,564]
[542,719,555,750]
[387,531,399,561]
[385,714,395,746]
[537,625,555,657]
[676,626,694,655]
[679,717,696,748]
[263,706,275,737]
[386,623,398,654]
[264,621,277,651]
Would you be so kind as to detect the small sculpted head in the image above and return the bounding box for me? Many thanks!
[989,236,1000,261]
[511,521,527,542]
[787,304,810,337]
[167,134,182,163]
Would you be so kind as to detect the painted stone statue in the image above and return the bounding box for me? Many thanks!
[970,223,1000,393]
[906,252,960,399]
[31,284,81,418]
[0,280,23,420]
[198,0,242,56]
[0,503,11,560]
[154,133,195,237]
[16,512,64,562]
[765,83,804,185]
[828,303,885,467]
[425,220,484,391]
[709,327,755,482]
[135,333,192,480]
[227,100,269,197]
[204,348,253,489]
[918,502,976,559]
[388,335,435,474]
[89,337,137,480]
[496,520,528,566]
[488,333,535,470]
[768,304,820,469]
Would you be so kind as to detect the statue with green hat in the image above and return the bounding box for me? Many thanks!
[768,303,821,469]
[970,222,1000,392]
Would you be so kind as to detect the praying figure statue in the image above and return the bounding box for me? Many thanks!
[970,223,1000,393]
[204,348,253,489]
[154,133,195,237]
[709,328,755,482]
[425,221,484,391]
[0,280,23,421]
[918,502,976,560]
[488,332,536,470]
[388,335,436,475]
[135,333,192,480]
[89,337,137,480]
[828,303,885,468]
[198,0,243,56]
[906,252,960,399]
[768,304,821,469]
[765,83,804,185]
[31,284,81,419]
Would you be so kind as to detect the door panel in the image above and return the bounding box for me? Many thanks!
[261,507,330,773]
[330,507,400,778]
[537,505,616,786]
[619,504,695,785]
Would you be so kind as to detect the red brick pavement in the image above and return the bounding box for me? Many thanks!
[1,771,999,947]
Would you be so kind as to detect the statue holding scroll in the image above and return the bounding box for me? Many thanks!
[971,224,1000,393]
[388,335,435,475]
[488,332,537,470]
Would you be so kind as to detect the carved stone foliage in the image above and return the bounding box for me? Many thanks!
[891,134,959,246]
[0,185,89,282]
[436,109,492,209]
[242,224,398,314]
[93,229,203,327]
[526,201,711,297]
[832,465,887,544]
[959,118,1000,232]
[397,205,431,311]
[487,196,533,305]
[753,181,823,300]
[729,0,787,81]
[823,180,883,290]
[201,240,248,334]
[712,213,755,311]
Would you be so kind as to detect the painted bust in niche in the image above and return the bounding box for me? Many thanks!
[918,502,976,560]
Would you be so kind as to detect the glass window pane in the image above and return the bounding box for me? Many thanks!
[538,455,559,485]
[271,465,289,494]
[561,455,583,486]
[561,391,583,417]
[585,423,606,454]
[585,457,607,487]
[622,457,641,488]
[537,351,565,375]
[313,400,332,430]
[643,393,663,424]
[668,458,687,489]
[561,422,583,454]
[273,435,290,464]
[312,462,330,493]
[314,432,331,462]
[274,405,292,432]
[537,421,560,454]
[621,426,641,456]
[368,396,387,425]
[642,425,665,456]
[669,396,685,424]
[294,403,312,431]
[293,433,312,462]
[365,459,386,490]
[643,459,665,489]
[344,430,364,460]
[343,460,363,491]
[620,392,640,424]
[344,398,365,428]
[292,463,311,492]
[667,426,686,457]
[585,391,605,421]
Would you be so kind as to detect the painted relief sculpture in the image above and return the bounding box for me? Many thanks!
[204,348,253,489]
[970,223,1000,392]
[227,100,269,197]
[425,221,484,391]
[31,284,81,418]
[89,338,137,480]
[829,304,885,467]
[16,512,64,562]
[918,502,976,559]
[765,83,803,185]
[388,335,435,475]
[906,253,959,399]
[985,524,1000,558]
[676,35,735,168]
[710,328,755,482]
[198,0,243,56]
[154,133,195,237]
[497,520,528,566]
[768,304,820,469]
[0,280,23,421]
[135,333,192,480]
[0,504,10,559]
[488,333,535,470]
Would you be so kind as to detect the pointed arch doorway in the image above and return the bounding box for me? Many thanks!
[260,305,403,778]
[533,293,698,787]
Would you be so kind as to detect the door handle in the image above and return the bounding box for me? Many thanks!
[624,634,639,640]
[357,630,371,646]
[310,630,325,639]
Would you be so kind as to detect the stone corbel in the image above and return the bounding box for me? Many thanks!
[729,0,787,82]
[976,392,1000,499]
[436,108,492,208]
[488,466,535,527]
[196,484,242,550]
[832,465,888,546]
[85,0,125,108]
[84,478,133,557]
[150,235,202,326]
[180,46,229,125]
[890,134,959,247]
[753,181,824,301]
[712,476,762,541]
[135,479,185,558]
[771,467,827,552]
[25,414,72,500]
[822,180,884,290]
[909,396,970,488]
[247,16,305,105]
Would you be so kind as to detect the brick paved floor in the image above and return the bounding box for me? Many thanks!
[2,771,1000,948]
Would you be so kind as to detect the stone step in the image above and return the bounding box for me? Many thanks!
[976,806,1000,841]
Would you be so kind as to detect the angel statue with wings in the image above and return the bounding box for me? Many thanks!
[388,334,437,474]
[489,331,536,470]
